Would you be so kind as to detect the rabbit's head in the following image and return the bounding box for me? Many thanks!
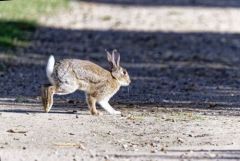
[106,50,131,86]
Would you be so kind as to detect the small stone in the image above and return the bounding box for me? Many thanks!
[161,115,166,119]
[208,153,217,158]
[122,144,128,150]
[133,148,139,152]
[77,144,86,150]
[177,137,184,143]
[68,100,75,104]
[72,110,77,113]
[104,155,109,160]
[150,142,157,147]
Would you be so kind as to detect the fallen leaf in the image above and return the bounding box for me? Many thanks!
[53,142,86,150]
[126,114,135,120]
[151,149,157,153]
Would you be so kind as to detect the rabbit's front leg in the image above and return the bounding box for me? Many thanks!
[98,100,121,115]
[86,94,101,115]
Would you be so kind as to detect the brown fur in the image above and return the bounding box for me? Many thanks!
[42,51,130,115]
[41,84,56,113]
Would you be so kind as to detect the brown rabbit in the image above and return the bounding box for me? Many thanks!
[41,50,131,115]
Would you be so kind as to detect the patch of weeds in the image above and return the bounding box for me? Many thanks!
[168,10,182,16]
[101,15,112,21]
[0,62,7,71]
[170,112,205,121]
[0,20,37,48]
[15,96,31,103]
[155,111,205,122]
[0,0,68,48]
[15,96,26,103]
[126,114,145,121]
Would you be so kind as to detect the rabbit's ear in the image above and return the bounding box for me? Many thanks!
[106,50,112,62]
[113,49,120,67]
[106,49,117,68]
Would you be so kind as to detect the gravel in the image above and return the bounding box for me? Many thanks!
[1,1,240,108]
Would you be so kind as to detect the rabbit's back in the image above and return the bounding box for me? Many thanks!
[71,59,111,83]
[52,59,111,92]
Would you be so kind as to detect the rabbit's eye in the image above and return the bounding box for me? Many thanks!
[123,71,127,75]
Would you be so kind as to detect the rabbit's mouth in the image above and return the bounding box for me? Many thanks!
[119,79,131,86]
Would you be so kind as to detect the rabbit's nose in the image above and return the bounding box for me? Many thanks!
[128,80,131,84]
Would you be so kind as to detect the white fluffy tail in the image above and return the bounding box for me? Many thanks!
[46,55,55,85]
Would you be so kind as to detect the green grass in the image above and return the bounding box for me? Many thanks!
[0,20,36,48]
[0,0,68,48]
[169,111,205,121]
[0,0,68,20]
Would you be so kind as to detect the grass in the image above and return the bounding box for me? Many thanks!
[0,20,36,48]
[0,0,68,48]
[154,111,205,123]
[0,0,68,20]
[101,15,112,21]
[169,111,205,121]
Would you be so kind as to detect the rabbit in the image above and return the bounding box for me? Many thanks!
[41,50,131,115]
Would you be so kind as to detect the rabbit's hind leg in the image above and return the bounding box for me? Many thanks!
[86,94,101,115]
[55,83,78,95]
[41,83,77,113]
[41,84,56,113]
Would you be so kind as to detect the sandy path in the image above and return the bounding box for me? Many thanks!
[1,99,240,160]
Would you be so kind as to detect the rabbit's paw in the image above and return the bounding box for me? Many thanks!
[112,110,121,115]
[91,110,102,116]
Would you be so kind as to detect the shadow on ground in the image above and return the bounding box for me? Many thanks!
[1,20,240,113]
[106,150,240,160]
[1,98,240,117]
[77,0,240,8]
[0,20,36,48]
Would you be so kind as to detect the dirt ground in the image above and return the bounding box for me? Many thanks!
[1,0,240,160]
[1,100,240,160]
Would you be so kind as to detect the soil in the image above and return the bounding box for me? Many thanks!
[1,0,240,160]
[1,101,240,160]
